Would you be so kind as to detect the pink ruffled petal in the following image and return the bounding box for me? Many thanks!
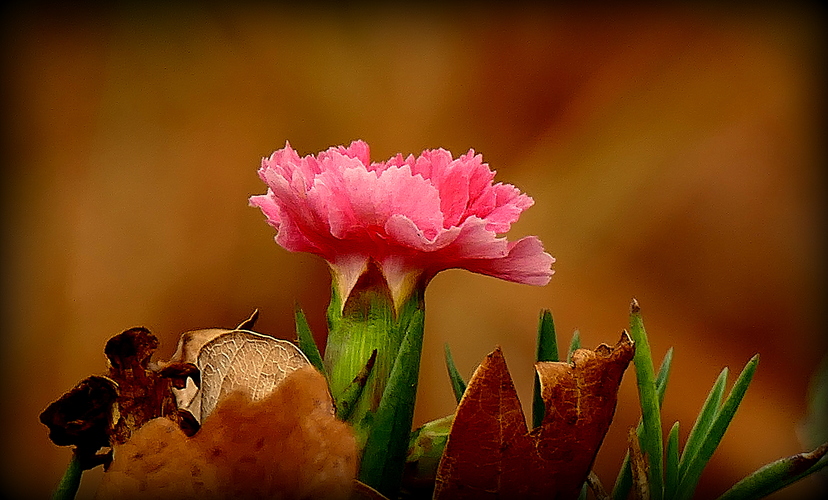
[384,214,461,252]
[459,236,555,286]
[250,140,555,307]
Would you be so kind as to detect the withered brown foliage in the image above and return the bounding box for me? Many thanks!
[39,328,180,468]
[434,333,634,499]
[96,366,358,500]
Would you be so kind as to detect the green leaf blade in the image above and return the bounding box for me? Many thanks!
[665,421,681,500]
[717,442,828,500]
[678,367,728,480]
[444,343,467,404]
[627,298,664,500]
[612,346,674,500]
[676,354,760,500]
[335,350,377,421]
[533,309,558,428]
[294,303,326,377]
[536,309,559,362]
[567,329,581,363]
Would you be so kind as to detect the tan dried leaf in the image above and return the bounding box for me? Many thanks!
[161,328,310,426]
[196,329,310,421]
[96,366,358,500]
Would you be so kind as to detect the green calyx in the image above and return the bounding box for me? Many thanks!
[323,261,426,497]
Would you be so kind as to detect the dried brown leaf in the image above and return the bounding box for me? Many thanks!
[104,327,180,444]
[39,375,118,468]
[161,328,310,427]
[41,313,306,469]
[434,332,634,500]
[628,426,651,500]
[40,327,179,466]
[96,366,358,500]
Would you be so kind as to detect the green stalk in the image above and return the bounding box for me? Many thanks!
[52,453,82,500]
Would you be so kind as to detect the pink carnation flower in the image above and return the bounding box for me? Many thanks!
[250,140,554,309]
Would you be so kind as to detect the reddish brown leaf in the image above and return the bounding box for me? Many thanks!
[434,332,634,499]
[96,366,358,500]
[40,312,299,467]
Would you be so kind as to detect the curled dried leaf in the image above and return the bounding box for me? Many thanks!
[628,426,651,500]
[96,367,357,500]
[39,375,118,468]
[161,328,311,427]
[105,327,180,444]
[41,313,299,467]
[434,332,634,500]
[40,327,180,467]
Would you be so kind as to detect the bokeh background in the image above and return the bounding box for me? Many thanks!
[2,3,826,498]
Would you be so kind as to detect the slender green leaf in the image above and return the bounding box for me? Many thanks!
[567,329,581,362]
[358,310,425,497]
[675,355,760,500]
[444,343,467,404]
[665,422,680,500]
[628,298,664,500]
[294,303,326,376]
[578,482,588,500]
[654,347,674,403]
[536,309,559,362]
[612,347,673,500]
[52,453,82,500]
[717,442,828,500]
[336,350,377,421]
[533,309,558,428]
[678,367,728,480]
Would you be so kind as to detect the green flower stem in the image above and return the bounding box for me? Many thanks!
[52,452,82,500]
[324,269,424,447]
[628,298,664,500]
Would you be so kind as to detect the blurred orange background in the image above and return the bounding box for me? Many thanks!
[2,3,825,499]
